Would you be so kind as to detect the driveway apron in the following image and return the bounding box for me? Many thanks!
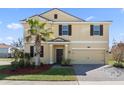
[73,64,108,81]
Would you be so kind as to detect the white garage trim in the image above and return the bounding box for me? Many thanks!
[72,48,106,50]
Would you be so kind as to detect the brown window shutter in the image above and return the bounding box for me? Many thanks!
[30,46,34,57]
[90,25,93,36]
[40,46,44,57]
[68,25,72,36]
[100,25,103,36]
[59,25,62,36]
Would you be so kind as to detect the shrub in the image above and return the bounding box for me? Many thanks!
[24,53,31,67]
[31,62,35,68]
[113,62,124,68]
[11,61,18,69]
[111,42,124,63]
[25,62,31,67]
[61,59,71,66]
[40,62,44,66]
[24,53,30,59]
[66,59,71,65]
[18,59,25,68]
[11,61,17,66]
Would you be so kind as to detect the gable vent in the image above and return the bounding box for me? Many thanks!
[54,14,58,19]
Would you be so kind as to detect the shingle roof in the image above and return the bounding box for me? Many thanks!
[40,8,85,22]
[20,15,52,21]
[21,8,86,22]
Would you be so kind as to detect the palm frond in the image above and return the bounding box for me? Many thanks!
[28,29,37,35]
[27,19,53,42]
[41,37,47,41]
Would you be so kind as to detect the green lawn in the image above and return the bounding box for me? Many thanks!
[0,65,76,81]
[108,60,116,65]
[0,58,14,62]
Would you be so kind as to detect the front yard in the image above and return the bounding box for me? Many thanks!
[0,58,14,62]
[0,65,76,81]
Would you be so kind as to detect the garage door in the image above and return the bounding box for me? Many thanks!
[71,50,105,64]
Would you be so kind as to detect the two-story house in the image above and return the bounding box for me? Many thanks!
[21,8,112,64]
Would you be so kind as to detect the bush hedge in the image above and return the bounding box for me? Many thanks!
[113,62,124,68]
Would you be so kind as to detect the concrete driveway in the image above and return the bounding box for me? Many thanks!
[73,64,124,81]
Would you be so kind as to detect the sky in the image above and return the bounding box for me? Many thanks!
[0,8,124,47]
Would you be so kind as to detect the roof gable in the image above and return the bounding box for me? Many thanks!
[40,8,85,22]
[48,37,69,42]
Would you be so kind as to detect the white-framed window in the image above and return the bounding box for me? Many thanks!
[93,25,100,35]
[62,25,69,35]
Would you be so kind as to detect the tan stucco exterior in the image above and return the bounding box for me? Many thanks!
[21,8,111,64]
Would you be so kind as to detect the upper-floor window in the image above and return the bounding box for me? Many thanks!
[62,25,69,35]
[59,24,72,36]
[93,25,100,35]
[54,14,58,19]
[90,24,103,36]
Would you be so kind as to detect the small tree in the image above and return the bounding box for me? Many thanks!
[11,38,24,62]
[11,38,23,48]
[111,42,124,63]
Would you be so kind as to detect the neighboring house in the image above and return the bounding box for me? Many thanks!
[0,43,14,58]
[21,8,112,64]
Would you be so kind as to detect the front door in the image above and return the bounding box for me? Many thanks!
[56,49,63,64]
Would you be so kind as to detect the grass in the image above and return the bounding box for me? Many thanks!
[0,58,14,62]
[108,60,124,68]
[108,60,116,65]
[0,65,12,70]
[0,65,76,81]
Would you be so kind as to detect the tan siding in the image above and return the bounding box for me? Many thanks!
[41,9,82,22]
[22,9,111,64]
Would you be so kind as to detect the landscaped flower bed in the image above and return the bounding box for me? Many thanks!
[0,65,76,81]
[0,64,52,75]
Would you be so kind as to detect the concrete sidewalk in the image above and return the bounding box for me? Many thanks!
[1,80,124,85]
[0,80,78,85]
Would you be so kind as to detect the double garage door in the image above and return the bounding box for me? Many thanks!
[71,50,105,64]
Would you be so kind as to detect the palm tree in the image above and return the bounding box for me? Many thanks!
[25,19,53,66]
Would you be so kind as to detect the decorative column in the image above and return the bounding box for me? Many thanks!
[65,44,68,59]
[49,44,53,64]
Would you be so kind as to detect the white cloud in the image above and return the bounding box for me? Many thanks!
[6,36,14,44]
[7,23,22,30]
[85,16,95,21]
[121,8,124,13]
[6,36,14,41]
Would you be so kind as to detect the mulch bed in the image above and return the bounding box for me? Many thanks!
[0,64,52,75]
